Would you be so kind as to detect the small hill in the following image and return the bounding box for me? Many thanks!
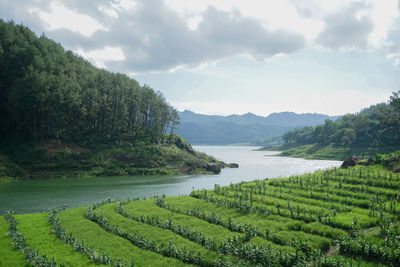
[0,135,228,180]
[0,19,224,179]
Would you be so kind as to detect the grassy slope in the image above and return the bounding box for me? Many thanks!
[122,199,242,243]
[3,165,399,266]
[58,207,189,267]
[0,216,30,266]
[274,143,398,161]
[96,202,237,264]
[16,213,102,267]
[164,196,331,251]
[278,146,400,173]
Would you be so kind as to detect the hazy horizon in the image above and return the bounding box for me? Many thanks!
[177,108,343,117]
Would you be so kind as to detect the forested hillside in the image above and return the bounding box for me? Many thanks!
[0,19,178,146]
[276,92,400,160]
[176,110,339,145]
[0,20,225,179]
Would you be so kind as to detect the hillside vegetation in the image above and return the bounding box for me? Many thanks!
[265,93,400,160]
[0,134,228,180]
[0,20,226,179]
[2,165,400,266]
[0,19,179,146]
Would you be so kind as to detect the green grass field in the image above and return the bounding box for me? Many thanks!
[2,165,400,266]
[277,144,400,162]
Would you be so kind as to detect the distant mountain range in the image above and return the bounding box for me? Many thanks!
[175,110,340,145]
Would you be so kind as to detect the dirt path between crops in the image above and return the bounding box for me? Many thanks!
[326,244,340,257]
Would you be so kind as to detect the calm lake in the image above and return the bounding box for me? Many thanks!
[0,146,341,214]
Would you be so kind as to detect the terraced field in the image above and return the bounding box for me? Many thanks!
[2,166,400,266]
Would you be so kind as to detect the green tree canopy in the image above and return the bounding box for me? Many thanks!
[281,92,400,151]
[0,19,178,146]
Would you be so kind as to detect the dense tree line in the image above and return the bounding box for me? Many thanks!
[282,92,400,149]
[0,20,179,146]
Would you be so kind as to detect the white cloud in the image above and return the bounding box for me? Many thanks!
[6,0,399,73]
[187,16,202,30]
[76,47,125,68]
[366,0,398,47]
[98,6,119,19]
[165,0,399,49]
[29,2,106,37]
[165,0,323,41]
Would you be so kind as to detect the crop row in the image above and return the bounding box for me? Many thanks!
[240,181,371,209]
[4,211,58,267]
[112,198,365,266]
[118,201,251,250]
[191,189,379,230]
[191,189,321,223]
[332,168,400,182]
[213,188,342,216]
[152,196,381,266]
[205,189,364,237]
[2,194,384,267]
[340,236,400,265]
[221,180,400,221]
[157,198,336,252]
[268,176,400,200]
[265,179,373,200]
[48,207,129,266]
[58,205,188,266]
[121,199,323,256]
[4,164,397,267]
[87,201,245,266]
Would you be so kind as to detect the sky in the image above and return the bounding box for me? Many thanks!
[1,0,400,116]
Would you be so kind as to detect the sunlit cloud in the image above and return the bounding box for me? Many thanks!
[29,2,106,37]
[76,46,125,68]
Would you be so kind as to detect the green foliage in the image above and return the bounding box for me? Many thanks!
[0,216,30,266]
[250,134,284,146]
[122,199,240,243]
[4,211,58,266]
[0,155,26,178]
[0,134,222,179]
[16,212,104,266]
[92,202,243,266]
[3,164,400,266]
[0,19,179,147]
[58,207,188,266]
[0,19,225,179]
[278,94,400,159]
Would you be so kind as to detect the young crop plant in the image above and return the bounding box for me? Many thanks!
[118,200,305,262]
[4,211,58,267]
[48,209,129,266]
[87,200,248,266]
[6,161,400,267]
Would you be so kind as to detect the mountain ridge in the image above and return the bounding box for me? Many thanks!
[176,110,340,145]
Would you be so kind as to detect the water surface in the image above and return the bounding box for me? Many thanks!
[0,146,341,214]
